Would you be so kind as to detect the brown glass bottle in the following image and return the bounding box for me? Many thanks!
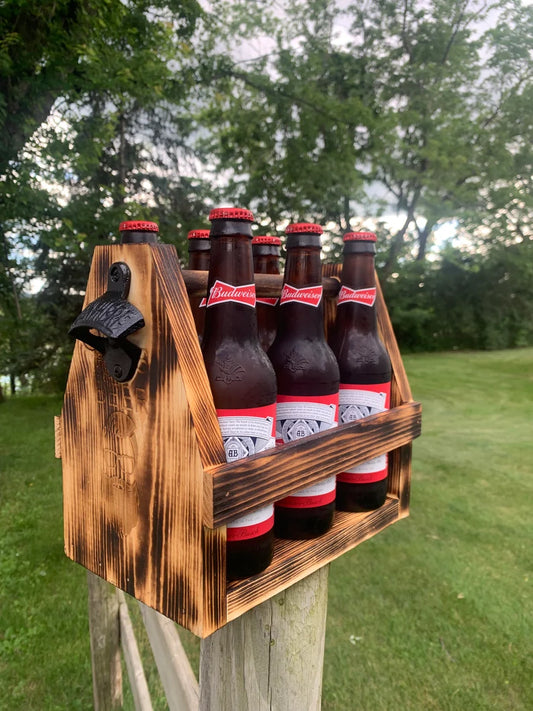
[202,208,277,579]
[119,220,159,243]
[252,235,282,352]
[267,223,339,539]
[329,231,392,511]
[187,229,210,341]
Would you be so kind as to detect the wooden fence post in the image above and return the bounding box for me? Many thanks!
[198,567,329,711]
[87,571,123,710]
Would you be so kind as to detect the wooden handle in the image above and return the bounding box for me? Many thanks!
[182,270,341,298]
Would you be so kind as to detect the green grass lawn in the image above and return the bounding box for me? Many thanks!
[1,348,532,710]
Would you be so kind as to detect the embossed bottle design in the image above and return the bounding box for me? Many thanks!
[268,223,339,539]
[329,231,392,511]
[202,208,277,579]
[252,235,282,352]
[187,229,210,342]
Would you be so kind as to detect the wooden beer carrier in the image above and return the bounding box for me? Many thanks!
[55,242,422,638]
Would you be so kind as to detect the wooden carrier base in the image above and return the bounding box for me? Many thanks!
[56,243,421,638]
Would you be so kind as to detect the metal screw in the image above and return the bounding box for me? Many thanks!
[110,265,121,282]
[113,364,123,379]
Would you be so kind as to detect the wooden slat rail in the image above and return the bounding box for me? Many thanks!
[117,592,153,711]
[204,401,422,527]
[90,577,199,711]
[139,602,200,711]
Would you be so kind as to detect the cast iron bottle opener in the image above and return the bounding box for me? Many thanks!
[69,262,144,382]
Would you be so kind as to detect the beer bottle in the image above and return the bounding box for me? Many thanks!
[252,235,282,351]
[119,220,159,243]
[187,229,211,341]
[268,223,339,539]
[202,207,277,579]
[329,231,392,511]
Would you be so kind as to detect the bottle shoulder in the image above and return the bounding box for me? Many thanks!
[268,335,340,394]
[203,338,277,408]
[333,331,391,381]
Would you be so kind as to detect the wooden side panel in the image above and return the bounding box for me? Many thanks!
[151,247,226,471]
[376,274,412,406]
[388,442,412,516]
[62,245,211,636]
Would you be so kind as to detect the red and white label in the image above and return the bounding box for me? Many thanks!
[275,393,338,445]
[275,476,336,509]
[275,393,338,508]
[257,297,279,307]
[338,382,390,484]
[337,286,376,307]
[227,506,274,541]
[207,280,256,309]
[280,284,322,308]
[217,403,276,539]
[199,297,207,308]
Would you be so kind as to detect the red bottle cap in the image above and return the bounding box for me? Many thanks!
[252,235,282,245]
[119,220,159,232]
[187,229,210,240]
[209,207,254,222]
[286,222,323,235]
[343,231,377,242]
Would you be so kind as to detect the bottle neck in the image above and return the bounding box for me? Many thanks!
[120,230,158,244]
[253,248,281,275]
[203,231,259,345]
[277,239,324,339]
[337,249,378,334]
[188,245,210,271]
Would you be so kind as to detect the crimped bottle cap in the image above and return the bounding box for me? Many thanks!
[343,231,377,242]
[119,220,159,232]
[252,235,282,245]
[286,222,323,235]
[209,207,254,222]
[187,229,210,240]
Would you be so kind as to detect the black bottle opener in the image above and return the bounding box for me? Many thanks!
[69,262,145,382]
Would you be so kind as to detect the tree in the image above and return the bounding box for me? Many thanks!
[0,0,207,391]
[198,0,533,269]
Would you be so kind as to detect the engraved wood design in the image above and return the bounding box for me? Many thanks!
[59,244,421,637]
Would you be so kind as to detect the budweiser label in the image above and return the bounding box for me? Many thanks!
[275,393,338,508]
[337,285,376,307]
[207,280,256,309]
[199,297,207,308]
[256,297,279,306]
[217,403,276,539]
[275,393,338,445]
[226,505,274,541]
[217,404,276,461]
[275,476,336,509]
[280,283,322,308]
[338,382,391,484]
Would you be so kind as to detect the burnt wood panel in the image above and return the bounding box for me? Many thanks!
[376,276,412,405]
[151,246,226,471]
[62,245,213,637]
[204,401,422,528]
[226,498,400,621]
